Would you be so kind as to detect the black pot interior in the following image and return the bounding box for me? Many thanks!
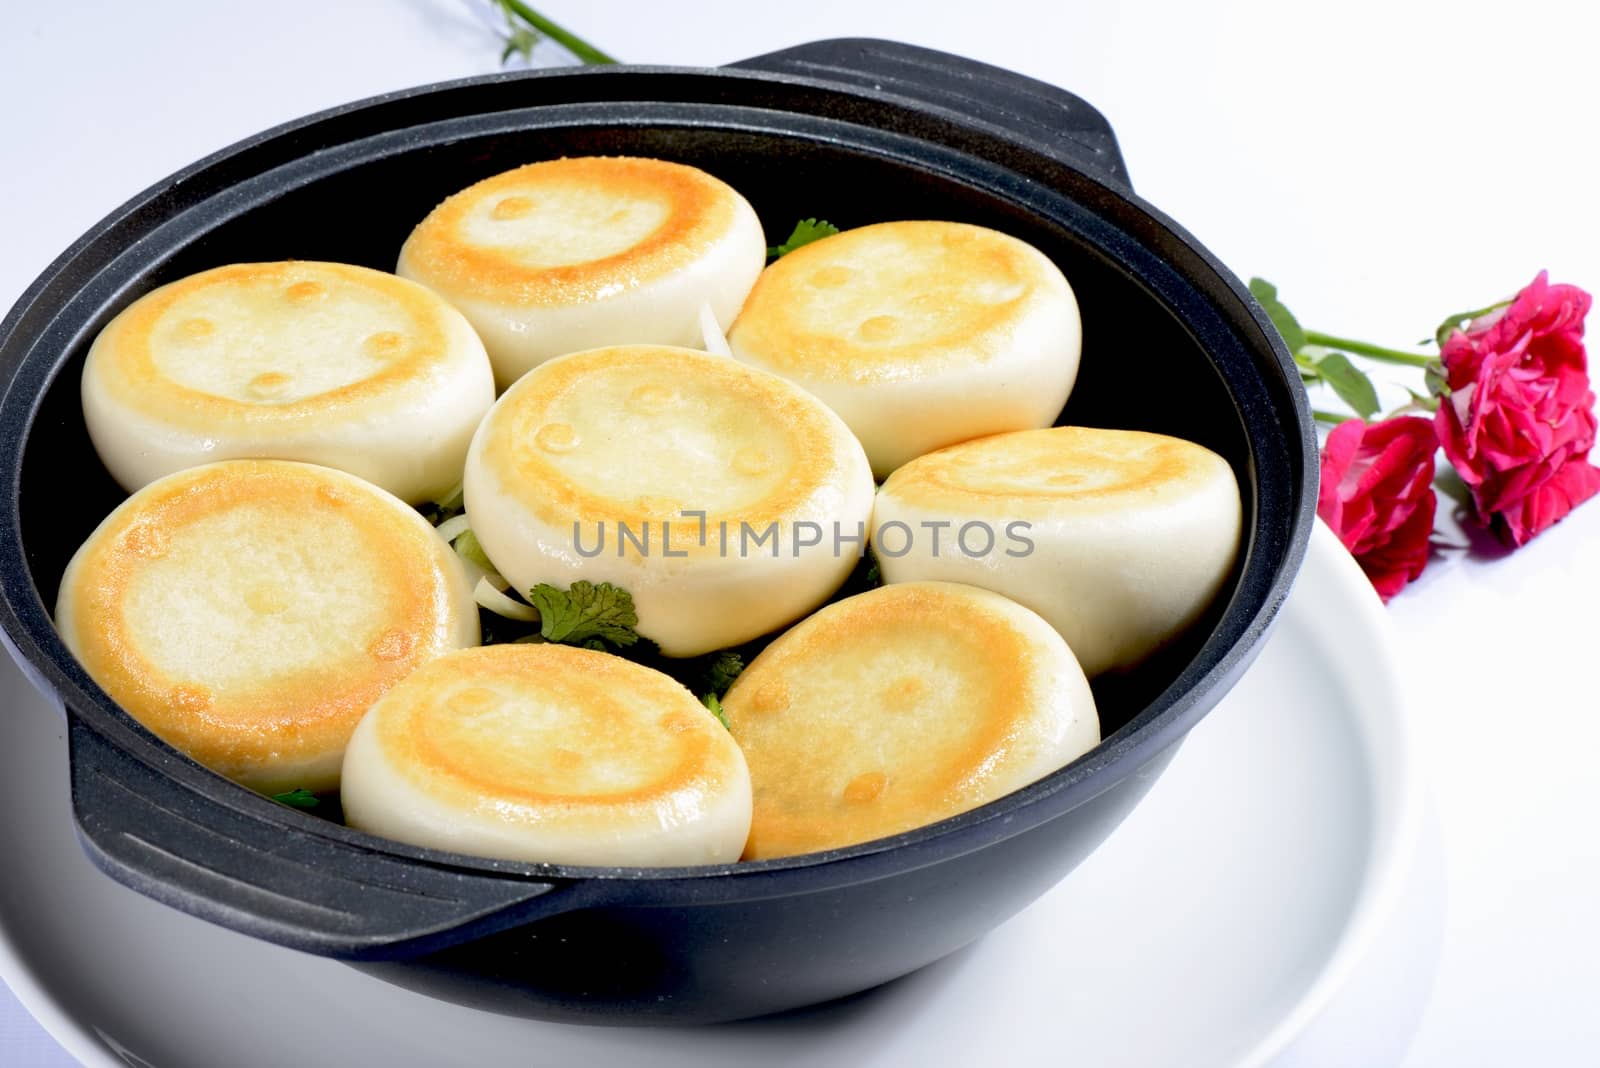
[17,109,1261,783]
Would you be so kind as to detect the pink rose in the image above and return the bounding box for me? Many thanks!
[1318,417,1438,601]
[1434,272,1600,545]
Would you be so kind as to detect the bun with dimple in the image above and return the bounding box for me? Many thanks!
[341,644,752,866]
[727,220,1081,477]
[398,156,766,387]
[81,260,495,505]
[725,581,1098,860]
[55,460,480,794]
[463,345,876,657]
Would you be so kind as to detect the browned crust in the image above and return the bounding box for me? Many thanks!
[727,220,1063,383]
[373,644,736,817]
[88,261,456,430]
[477,346,854,546]
[398,156,744,307]
[880,426,1231,517]
[725,583,1039,860]
[58,461,464,778]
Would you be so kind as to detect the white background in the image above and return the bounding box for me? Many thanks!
[2,1,1597,1064]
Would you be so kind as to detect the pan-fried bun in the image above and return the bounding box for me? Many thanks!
[873,427,1243,676]
[725,582,1098,860]
[397,156,765,387]
[81,260,494,504]
[727,220,1080,477]
[54,460,480,794]
[341,644,752,866]
[463,345,876,657]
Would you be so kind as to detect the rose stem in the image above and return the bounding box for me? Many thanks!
[500,0,618,64]
[1302,331,1437,368]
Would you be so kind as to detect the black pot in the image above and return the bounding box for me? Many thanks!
[0,39,1315,1024]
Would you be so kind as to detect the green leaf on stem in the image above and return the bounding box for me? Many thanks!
[1433,299,1511,349]
[1403,387,1441,414]
[1248,278,1307,354]
[491,0,617,66]
[1424,361,1450,398]
[501,26,540,64]
[1315,352,1381,419]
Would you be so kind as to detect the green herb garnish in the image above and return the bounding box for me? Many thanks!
[702,692,732,731]
[700,649,744,697]
[271,788,319,809]
[527,580,641,649]
[767,218,840,259]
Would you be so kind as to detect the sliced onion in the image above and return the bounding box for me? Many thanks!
[473,577,539,621]
[433,514,472,544]
[700,302,732,357]
[452,550,495,593]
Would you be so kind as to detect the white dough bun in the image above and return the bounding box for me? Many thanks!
[397,156,766,387]
[54,460,481,794]
[873,426,1243,676]
[341,643,752,867]
[82,260,495,504]
[462,345,876,657]
[724,581,1099,860]
[727,220,1081,477]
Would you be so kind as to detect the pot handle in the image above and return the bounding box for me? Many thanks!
[729,38,1132,189]
[67,714,570,960]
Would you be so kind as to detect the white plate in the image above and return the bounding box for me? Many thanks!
[0,522,1419,1068]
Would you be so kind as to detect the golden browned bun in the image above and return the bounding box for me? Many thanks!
[397,156,766,386]
[726,220,1081,476]
[341,644,752,866]
[463,345,876,657]
[54,460,480,794]
[873,427,1243,676]
[724,582,1098,860]
[81,261,495,504]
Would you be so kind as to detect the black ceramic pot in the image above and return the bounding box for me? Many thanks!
[0,39,1315,1024]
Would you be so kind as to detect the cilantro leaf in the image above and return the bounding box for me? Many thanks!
[271,788,319,809]
[702,692,732,731]
[527,581,640,649]
[767,218,840,259]
[701,650,744,697]
[1248,277,1308,354]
